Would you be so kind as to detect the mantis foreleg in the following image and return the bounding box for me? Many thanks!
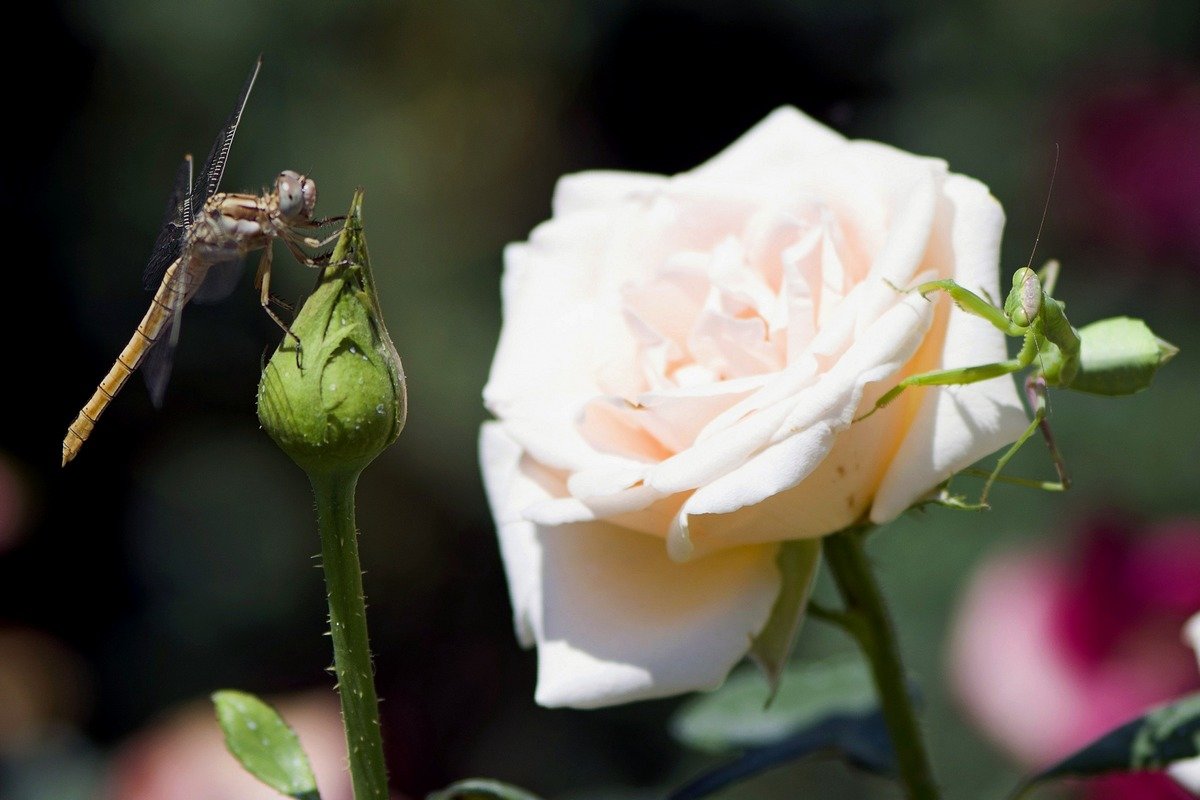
[856,333,1038,422]
[912,279,1028,336]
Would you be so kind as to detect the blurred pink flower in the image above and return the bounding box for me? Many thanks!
[107,691,353,800]
[950,517,1200,798]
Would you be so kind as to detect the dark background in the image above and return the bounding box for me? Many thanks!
[3,2,1200,798]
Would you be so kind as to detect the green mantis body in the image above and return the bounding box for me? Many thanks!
[860,260,1176,509]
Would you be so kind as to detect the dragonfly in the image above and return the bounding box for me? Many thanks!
[62,56,340,466]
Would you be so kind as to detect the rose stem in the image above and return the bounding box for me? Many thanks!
[312,470,389,800]
[823,527,940,800]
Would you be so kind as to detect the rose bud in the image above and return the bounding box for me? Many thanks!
[258,190,406,477]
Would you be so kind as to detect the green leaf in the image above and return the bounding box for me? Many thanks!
[1019,692,1200,795]
[211,690,320,800]
[747,540,822,705]
[427,778,544,800]
[671,653,878,754]
[668,710,896,800]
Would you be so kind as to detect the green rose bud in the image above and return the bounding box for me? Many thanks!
[258,190,406,477]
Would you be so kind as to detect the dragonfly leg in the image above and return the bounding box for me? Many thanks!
[282,234,351,270]
[300,215,347,228]
[304,229,344,248]
[256,247,302,365]
[283,222,345,251]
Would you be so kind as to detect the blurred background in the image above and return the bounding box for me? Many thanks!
[4,1,1200,798]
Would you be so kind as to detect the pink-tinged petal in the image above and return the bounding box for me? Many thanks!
[645,394,796,497]
[870,173,1027,522]
[681,424,834,521]
[552,171,669,218]
[689,106,846,184]
[532,523,780,708]
[480,422,551,647]
[678,291,931,524]
[500,404,650,477]
[486,419,781,708]
[633,376,771,455]
[483,220,636,416]
[816,141,945,295]
[675,379,910,556]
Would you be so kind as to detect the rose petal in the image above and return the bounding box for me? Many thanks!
[480,422,549,646]
[689,106,846,185]
[675,373,916,556]
[553,171,669,218]
[670,288,932,523]
[870,173,1028,521]
[484,221,634,415]
[816,141,946,294]
[483,423,781,708]
[679,423,833,528]
[532,523,780,707]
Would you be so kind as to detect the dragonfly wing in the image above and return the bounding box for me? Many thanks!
[191,56,261,212]
[191,256,246,304]
[142,278,190,409]
[142,155,193,290]
[142,331,176,409]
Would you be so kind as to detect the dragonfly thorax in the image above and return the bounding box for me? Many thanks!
[276,170,317,222]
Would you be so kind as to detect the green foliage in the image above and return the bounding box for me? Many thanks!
[668,653,898,799]
[1016,692,1200,797]
[211,690,320,800]
[747,540,822,704]
[672,653,879,754]
[427,779,544,800]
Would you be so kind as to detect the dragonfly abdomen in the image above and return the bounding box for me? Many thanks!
[61,259,196,465]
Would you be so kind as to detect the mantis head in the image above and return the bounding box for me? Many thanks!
[1005,267,1042,328]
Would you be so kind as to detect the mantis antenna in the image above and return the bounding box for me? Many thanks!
[1027,144,1061,378]
[1026,143,1060,271]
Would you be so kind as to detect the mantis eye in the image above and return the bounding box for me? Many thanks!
[1009,267,1041,327]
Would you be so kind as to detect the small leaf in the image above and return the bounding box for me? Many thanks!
[212,690,320,800]
[748,540,822,705]
[672,653,879,754]
[668,710,895,800]
[1020,692,1200,795]
[427,778,544,800]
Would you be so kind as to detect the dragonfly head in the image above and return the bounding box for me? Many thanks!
[276,170,318,222]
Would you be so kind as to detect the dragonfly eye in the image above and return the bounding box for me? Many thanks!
[300,177,317,219]
[276,171,306,220]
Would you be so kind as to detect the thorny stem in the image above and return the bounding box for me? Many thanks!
[822,527,940,800]
[312,470,389,800]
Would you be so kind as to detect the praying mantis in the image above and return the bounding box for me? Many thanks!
[858,259,1177,509]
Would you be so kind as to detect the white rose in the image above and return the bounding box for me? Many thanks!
[479,107,1028,708]
[1170,613,1200,795]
